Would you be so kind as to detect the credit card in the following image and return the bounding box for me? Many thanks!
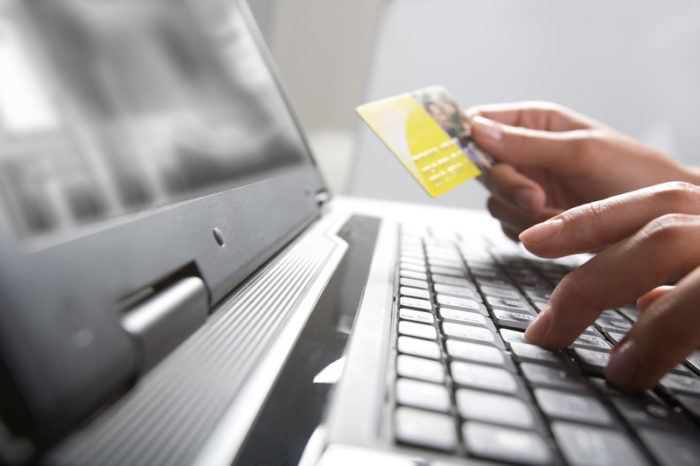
[356,86,494,197]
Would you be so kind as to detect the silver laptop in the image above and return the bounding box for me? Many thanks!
[2,1,700,465]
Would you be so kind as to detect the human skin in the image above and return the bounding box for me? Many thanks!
[466,102,700,390]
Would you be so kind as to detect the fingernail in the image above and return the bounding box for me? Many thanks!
[524,305,552,345]
[514,189,537,211]
[519,219,563,244]
[472,116,502,141]
[606,340,641,387]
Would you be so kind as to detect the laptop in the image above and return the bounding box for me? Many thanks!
[1,1,700,465]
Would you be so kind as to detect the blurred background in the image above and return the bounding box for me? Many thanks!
[249,0,700,210]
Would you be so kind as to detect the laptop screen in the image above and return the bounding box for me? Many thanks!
[0,0,312,238]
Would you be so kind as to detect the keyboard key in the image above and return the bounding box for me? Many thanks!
[430,266,467,278]
[617,306,639,322]
[660,373,700,396]
[552,422,649,466]
[400,277,429,289]
[433,284,479,300]
[399,286,430,299]
[432,274,473,287]
[400,263,427,273]
[451,362,518,394]
[583,325,604,336]
[439,303,488,317]
[672,363,694,376]
[397,355,444,383]
[429,262,466,274]
[588,377,626,397]
[610,393,677,428]
[398,321,436,340]
[685,350,700,374]
[532,261,571,274]
[399,296,432,312]
[396,379,450,412]
[500,328,525,344]
[510,342,562,365]
[400,255,425,266]
[485,296,532,311]
[399,308,434,325]
[511,274,546,287]
[426,249,457,260]
[475,276,513,289]
[400,254,425,264]
[470,267,506,279]
[572,347,610,376]
[400,243,421,253]
[443,323,501,347]
[535,389,614,426]
[530,300,548,312]
[675,394,700,420]
[460,251,492,263]
[606,331,626,344]
[540,271,564,283]
[599,309,622,319]
[456,389,536,428]
[445,340,505,366]
[467,258,498,268]
[438,308,487,326]
[397,336,441,360]
[572,333,612,352]
[480,285,521,299]
[433,281,477,295]
[436,294,483,311]
[399,269,428,281]
[492,309,536,330]
[463,422,552,465]
[516,279,551,291]
[596,317,633,333]
[637,429,700,466]
[524,288,551,301]
[521,363,588,391]
[394,407,456,452]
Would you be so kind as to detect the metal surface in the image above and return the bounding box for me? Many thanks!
[234,215,382,465]
[120,276,208,373]
[324,215,397,448]
[46,211,348,466]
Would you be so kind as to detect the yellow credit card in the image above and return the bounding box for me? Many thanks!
[356,86,494,197]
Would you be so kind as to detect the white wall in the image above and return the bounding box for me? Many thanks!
[350,0,700,209]
[247,0,384,194]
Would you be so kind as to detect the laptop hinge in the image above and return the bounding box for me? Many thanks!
[120,276,208,373]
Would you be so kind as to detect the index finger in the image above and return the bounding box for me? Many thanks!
[524,214,700,348]
[520,182,700,258]
[465,101,597,132]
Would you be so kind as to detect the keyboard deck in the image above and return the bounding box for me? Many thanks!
[391,227,700,466]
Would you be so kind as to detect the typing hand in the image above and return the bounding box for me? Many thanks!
[520,183,700,390]
[466,102,694,241]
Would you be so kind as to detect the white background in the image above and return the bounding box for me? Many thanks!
[251,0,700,210]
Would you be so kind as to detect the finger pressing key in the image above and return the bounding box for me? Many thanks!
[524,213,700,350]
[604,266,700,390]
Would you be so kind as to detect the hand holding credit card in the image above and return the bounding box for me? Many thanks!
[357,86,494,197]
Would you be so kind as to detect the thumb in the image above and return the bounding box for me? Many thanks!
[471,115,590,171]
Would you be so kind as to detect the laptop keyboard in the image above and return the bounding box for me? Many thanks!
[391,227,700,466]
